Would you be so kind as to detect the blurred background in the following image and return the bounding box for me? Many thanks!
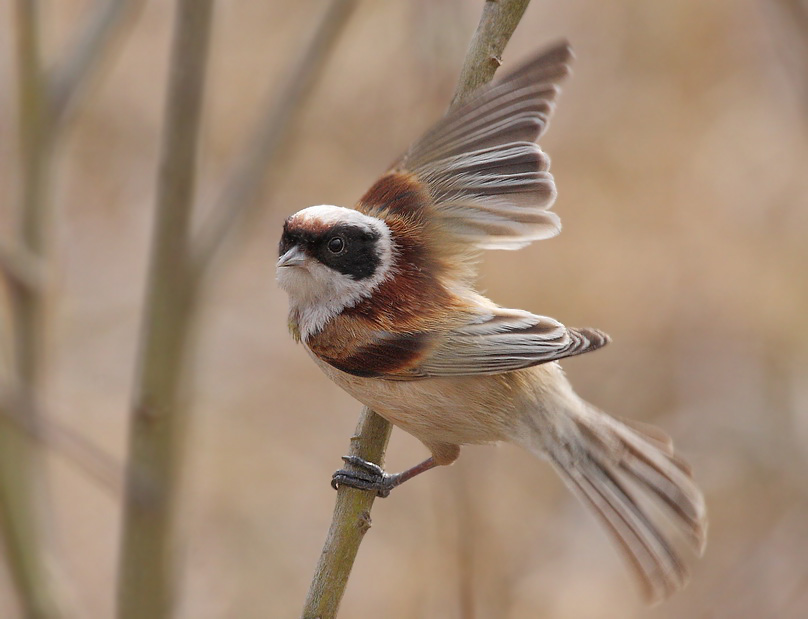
[1,0,808,617]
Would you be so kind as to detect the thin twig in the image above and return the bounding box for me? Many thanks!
[48,0,145,127]
[115,0,214,617]
[0,389,126,495]
[451,0,532,107]
[301,2,533,617]
[192,0,360,274]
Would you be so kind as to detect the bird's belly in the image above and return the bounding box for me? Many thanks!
[311,354,535,447]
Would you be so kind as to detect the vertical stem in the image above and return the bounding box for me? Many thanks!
[0,1,62,617]
[115,0,213,617]
[12,0,50,395]
[0,427,56,619]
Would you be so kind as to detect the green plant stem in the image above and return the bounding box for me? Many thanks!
[0,429,56,619]
[0,2,62,618]
[300,1,533,617]
[12,0,50,394]
[115,0,213,617]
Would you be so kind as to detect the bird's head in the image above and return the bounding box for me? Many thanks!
[276,205,396,332]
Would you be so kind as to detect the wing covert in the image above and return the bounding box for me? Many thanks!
[419,308,610,377]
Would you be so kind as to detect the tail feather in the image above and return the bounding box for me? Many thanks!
[527,404,707,604]
[619,417,675,454]
[557,453,687,602]
[616,434,706,550]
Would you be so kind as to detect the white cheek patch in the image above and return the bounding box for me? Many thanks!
[277,205,396,340]
[296,263,374,339]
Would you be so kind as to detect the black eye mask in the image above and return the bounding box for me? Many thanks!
[279,223,381,281]
[314,224,381,281]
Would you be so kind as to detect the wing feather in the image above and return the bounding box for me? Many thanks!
[312,307,609,381]
[391,41,574,251]
[419,308,610,377]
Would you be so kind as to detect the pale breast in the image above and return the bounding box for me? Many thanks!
[308,348,537,448]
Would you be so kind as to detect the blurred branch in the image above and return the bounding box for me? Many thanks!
[0,389,125,496]
[192,0,360,273]
[0,241,46,293]
[302,2,532,617]
[13,0,50,392]
[765,0,808,127]
[116,0,213,617]
[451,0,532,107]
[0,2,65,617]
[115,1,357,616]
[2,0,146,617]
[49,0,145,127]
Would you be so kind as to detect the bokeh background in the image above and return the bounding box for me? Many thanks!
[2,0,808,617]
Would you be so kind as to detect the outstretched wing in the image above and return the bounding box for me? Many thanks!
[359,41,573,252]
[309,305,609,380]
[418,307,610,377]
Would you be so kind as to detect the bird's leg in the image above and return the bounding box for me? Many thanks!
[331,455,438,498]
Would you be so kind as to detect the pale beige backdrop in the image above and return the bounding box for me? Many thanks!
[1,0,807,617]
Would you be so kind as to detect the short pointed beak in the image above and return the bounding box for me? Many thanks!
[277,245,307,268]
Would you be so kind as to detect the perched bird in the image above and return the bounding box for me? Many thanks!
[276,41,706,602]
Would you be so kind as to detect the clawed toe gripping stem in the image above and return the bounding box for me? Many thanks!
[331,454,439,498]
[331,455,400,498]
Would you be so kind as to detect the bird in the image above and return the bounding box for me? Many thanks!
[276,41,706,603]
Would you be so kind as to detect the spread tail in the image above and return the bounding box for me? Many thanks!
[522,404,707,603]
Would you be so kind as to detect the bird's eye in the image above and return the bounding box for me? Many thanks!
[327,236,345,254]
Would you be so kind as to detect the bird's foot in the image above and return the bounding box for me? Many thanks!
[331,455,400,498]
